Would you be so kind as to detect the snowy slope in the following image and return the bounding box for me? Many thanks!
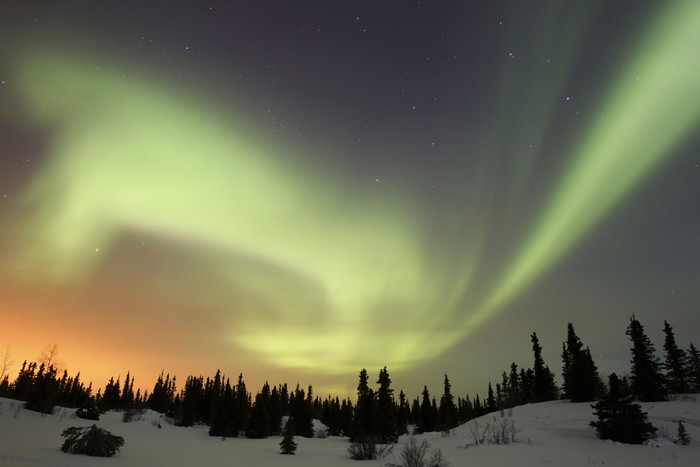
[1,396,698,466]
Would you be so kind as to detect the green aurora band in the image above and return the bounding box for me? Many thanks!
[467,0,700,329]
[5,0,700,374]
[8,47,453,372]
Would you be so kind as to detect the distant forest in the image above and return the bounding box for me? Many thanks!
[1,316,699,442]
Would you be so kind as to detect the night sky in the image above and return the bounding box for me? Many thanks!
[1,1,699,398]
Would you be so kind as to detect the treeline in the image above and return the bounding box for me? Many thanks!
[1,316,699,442]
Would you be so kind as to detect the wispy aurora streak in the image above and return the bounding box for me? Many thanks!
[467,0,700,329]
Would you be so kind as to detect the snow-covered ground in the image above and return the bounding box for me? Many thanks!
[1,395,698,466]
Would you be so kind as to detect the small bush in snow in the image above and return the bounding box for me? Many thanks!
[677,421,691,445]
[590,374,657,444]
[467,420,487,446]
[486,419,518,444]
[386,436,449,467]
[75,405,100,421]
[122,407,145,423]
[347,438,393,460]
[60,424,124,457]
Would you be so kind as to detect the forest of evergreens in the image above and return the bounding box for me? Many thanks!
[1,316,699,444]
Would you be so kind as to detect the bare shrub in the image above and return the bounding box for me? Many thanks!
[386,436,449,467]
[348,439,393,460]
[122,407,145,423]
[486,419,518,444]
[467,420,487,446]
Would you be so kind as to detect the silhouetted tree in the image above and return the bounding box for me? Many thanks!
[397,390,409,435]
[662,321,690,394]
[246,382,271,438]
[417,386,435,433]
[26,364,59,414]
[531,332,558,402]
[561,323,604,402]
[321,396,343,436]
[486,382,497,413]
[268,384,284,435]
[279,419,297,455]
[341,398,354,436]
[627,316,666,401]
[687,344,700,392]
[289,384,313,438]
[12,361,36,401]
[375,367,397,443]
[591,373,656,444]
[209,378,236,437]
[101,377,121,411]
[147,372,176,413]
[233,374,250,435]
[351,369,376,441]
[120,372,134,409]
[411,397,421,426]
[178,375,204,427]
[504,362,520,407]
[439,374,458,430]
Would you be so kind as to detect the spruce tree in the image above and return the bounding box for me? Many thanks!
[561,323,603,402]
[245,382,271,438]
[677,421,691,445]
[268,385,283,435]
[438,374,458,430]
[431,397,439,428]
[591,373,656,444]
[411,397,421,426]
[531,333,558,402]
[26,364,59,414]
[233,374,250,436]
[120,372,134,409]
[375,367,397,443]
[507,363,520,407]
[687,344,700,392]
[351,369,377,441]
[626,316,666,401]
[397,390,409,435]
[279,419,297,455]
[290,384,313,438]
[102,377,121,411]
[486,382,497,413]
[662,321,690,394]
[209,378,236,437]
[417,386,435,433]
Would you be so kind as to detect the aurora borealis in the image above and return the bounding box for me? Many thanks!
[1,1,699,397]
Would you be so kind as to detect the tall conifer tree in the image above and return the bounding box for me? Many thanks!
[439,374,458,430]
[375,367,397,443]
[531,333,558,402]
[626,316,666,401]
[561,323,603,402]
[687,344,700,392]
[661,321,690,394]
[418,386,435,433]
[351,369,376,441]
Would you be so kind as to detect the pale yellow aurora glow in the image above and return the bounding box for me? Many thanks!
[5,0,700,377]
[8,50,462,373]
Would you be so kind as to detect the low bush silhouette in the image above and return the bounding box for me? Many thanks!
[60,424,125,457]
